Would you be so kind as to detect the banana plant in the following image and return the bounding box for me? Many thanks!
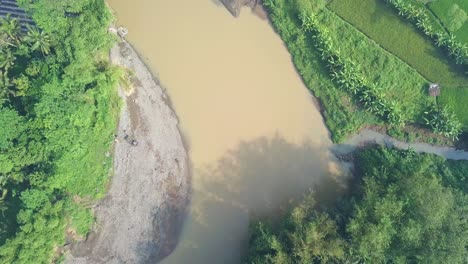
[0,48,15,72]
[301,9,407,125]
[434,32,447,47]
[424,105,462,140]
[0,15,20,48]
[24,25,51,55]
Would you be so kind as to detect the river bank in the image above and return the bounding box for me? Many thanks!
[66,41,190,264]
[107,0,348,263]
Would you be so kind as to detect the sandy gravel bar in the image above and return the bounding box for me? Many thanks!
[67,41,190,264]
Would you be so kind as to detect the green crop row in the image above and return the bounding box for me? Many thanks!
[328,0,466,87]
[300,13,406,127]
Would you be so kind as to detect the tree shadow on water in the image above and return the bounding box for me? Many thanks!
[160,135,348,264]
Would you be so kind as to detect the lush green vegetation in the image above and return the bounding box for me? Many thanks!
[370,0,468,128]
[428,0,468,43]
[301,13,406,126]
[329,0,468,86]
[251,2,468,261]
[245,147,468,263]
[0,0,120,262]
[423,105,462,140]
[314,7,431,122]
[259,0,381,142]
[264,0,462,140]
[261,0,438,142]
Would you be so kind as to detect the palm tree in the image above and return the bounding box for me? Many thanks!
[0,15,21,47]
[24,25,51,55]
[0,69,12,100]
[0,48,15,71]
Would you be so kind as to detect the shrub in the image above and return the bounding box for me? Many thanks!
[424,105,462,139]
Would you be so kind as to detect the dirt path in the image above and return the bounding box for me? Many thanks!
[333,129,468,161]
[66,41,190,264]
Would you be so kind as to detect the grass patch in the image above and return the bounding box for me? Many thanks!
[429,0,468,43]
[438,86,468,129]
[328,0,468,87]
[66,200,94,236]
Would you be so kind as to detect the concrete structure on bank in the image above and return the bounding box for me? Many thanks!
[220,0,261,17]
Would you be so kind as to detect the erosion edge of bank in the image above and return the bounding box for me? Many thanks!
[66,40,190,264]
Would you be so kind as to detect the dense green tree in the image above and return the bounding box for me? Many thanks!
[245,147,468,263]
[245,195,346,264]
[348,147,468,263]
[0,0,120,262]
[24,26,51,55]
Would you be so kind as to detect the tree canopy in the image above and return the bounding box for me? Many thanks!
[245,147,468,263]
[0,0,120,262]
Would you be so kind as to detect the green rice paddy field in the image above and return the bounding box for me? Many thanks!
[328,0,467,86]
[317,7,431,120]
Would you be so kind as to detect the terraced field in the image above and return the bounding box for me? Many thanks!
[265,0,468,140]
[328,0,468,87]
[327,0,468,129]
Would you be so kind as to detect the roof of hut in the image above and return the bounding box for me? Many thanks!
[429,83,440,97]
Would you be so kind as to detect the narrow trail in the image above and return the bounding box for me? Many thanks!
[66,41,190,264]
[333,129,468,161]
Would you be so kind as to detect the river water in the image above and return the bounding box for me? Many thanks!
[107,0,344,263]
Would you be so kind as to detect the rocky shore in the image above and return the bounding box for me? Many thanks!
[66,41,190,264]
[220,0,266,18]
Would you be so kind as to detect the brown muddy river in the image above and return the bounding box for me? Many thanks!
[108,0,344,263]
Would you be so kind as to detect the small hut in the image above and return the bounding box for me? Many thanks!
[428,83,440,97]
